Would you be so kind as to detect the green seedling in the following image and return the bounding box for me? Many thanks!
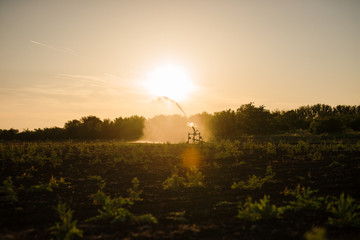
[50,202,83,240]
[232,165,275,190]
[283,185,324,211]
[327,193,360,228]
[236,195,284,221]
[0,177,18,204]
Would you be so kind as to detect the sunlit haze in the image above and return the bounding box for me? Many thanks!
[0,0,359,129]
[144,63,194,101]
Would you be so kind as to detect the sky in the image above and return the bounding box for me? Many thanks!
[0,0,359,130]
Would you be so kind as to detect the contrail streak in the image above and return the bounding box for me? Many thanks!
[30,40,79,56]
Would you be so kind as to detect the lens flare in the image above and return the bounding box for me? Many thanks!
[182,146,202,169]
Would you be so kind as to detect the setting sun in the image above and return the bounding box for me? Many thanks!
[144,63,194,101]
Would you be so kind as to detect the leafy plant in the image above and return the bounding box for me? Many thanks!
[215,201,234,207]
[88,176,108,205]
[50,202,83,240]
[127,177,143,201]
[88,179,157,224]
[28,182,51,192]
[231,175,264,190]
[0,177,18,204]
[266,142,277,155]
[231,165,275,190]
[185,167,205,188]
[163,167,205,189]
[166,211,187,222]
[133,213,158,224]
[87,195,134,223]
[236,195,284,221]
[89,189,109,206]
[18,165,38,179]
[49,176,70,189]
[327,193,360,227]
[283,185,324,211]
[304,227,327,240]
[29,176,70,192]
[163,167,186,190]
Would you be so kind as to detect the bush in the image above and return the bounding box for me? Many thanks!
[0,177,18,204]
[87,196,134,223]
[310,117,345,134]
[163,172,186,190]
[88,178,157,224]
[327,193,360,228]
[166,211,187,222]
[185,167,205,188]
[28,176,70,192]
[282,185,324,211]
[50,202,83,240]
[304,227,327,240]
[163,167,205,190]
[236,195,284,221]
[127,177,143,201]
[231,165,275,190]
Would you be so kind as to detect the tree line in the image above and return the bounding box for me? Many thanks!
[0,116,145,141]
[1,103,359,141]
[208,103,360,139]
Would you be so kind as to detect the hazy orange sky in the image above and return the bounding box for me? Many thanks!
[1,0,359,129]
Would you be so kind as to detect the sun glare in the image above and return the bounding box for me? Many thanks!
[145,63,194,101]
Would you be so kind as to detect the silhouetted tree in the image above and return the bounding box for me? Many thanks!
[236,103,273,135]
[210,109,237,139]
[121,115,145,140]
[1,104,360,141]
[0,128,19,140]
[100,119,114,139]
[64,119,81,139]
[349,117,360,131]
[310,117,345,134]
[272,110,308,132]
[79,116,102,139]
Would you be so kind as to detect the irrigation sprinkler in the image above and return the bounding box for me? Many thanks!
[187,126,203,144]
[160,96,204,143]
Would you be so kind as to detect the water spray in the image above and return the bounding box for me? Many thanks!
[160,96,203,143]
[161,96,188,118]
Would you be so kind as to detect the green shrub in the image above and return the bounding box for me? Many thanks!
[304,227,327,240]
[29,176,70,192]
[163,172,186,190]
[327,193,360,228]
[88,176,108,205]
[28,182,51,192]
[185,167,205,188]
[232,165,275,190]
[310,117,345,134]
[90,189,109,206]
[88,178,157,224]
[283,185,324,211]
[133,213,158,224]
[127,177,143,201]
[166,211,187,222]
[88,176,134,223]
[236,195,284,221]
[163,167,205,190]
[50,202,83,240]
[266,142,277,154]
[49,176,70,189]
[0,177,18,204]
[87,196,134,223]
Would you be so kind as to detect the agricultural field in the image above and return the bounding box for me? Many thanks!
[1,138,360,240]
